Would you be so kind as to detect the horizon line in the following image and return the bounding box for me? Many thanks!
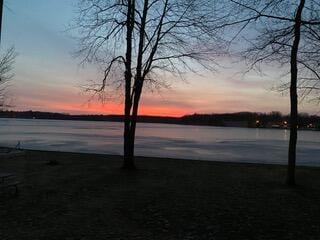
[1,109,319,118]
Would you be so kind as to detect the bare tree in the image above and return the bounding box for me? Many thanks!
[0,0,16,109]
[74,0,224,169]
[222,0,320,185]
[0,47,16,109]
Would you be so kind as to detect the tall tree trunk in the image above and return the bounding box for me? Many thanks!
[123,0,148,169]
[123,0,135,170]
[287,0,305,186]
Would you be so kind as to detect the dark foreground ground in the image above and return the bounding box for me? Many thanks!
[1,150,320,240]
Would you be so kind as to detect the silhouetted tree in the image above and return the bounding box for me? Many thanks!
[223,0,320,185]
[0,0,16,109]
[74,0,224,169]
[0,47,16,109]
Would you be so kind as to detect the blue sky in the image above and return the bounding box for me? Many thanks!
[1,0,319,116]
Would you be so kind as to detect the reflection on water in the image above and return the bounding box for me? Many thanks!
[0,118,319,166]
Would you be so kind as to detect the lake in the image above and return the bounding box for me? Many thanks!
[0,118,319,166]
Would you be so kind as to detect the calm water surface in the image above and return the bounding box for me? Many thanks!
[0,118,319,166]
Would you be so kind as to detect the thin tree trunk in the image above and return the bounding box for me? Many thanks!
[287,0,305,186]
[123,0,135,170]
[127,82,143,164]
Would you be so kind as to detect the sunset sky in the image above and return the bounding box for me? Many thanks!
[2,0,319,117]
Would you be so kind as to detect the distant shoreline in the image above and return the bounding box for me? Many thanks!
[0,116,319,131]
[0,110,319,130]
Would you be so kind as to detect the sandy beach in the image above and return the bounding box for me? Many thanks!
[1,150,320,239]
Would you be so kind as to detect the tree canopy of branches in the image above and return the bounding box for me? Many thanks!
[74,0,224,169]
[223,0,320,185]
[0,47,16,109]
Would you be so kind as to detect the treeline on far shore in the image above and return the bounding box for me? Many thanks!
[0,110,319,130]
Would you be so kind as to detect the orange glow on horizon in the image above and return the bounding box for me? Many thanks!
[38,101,191,117]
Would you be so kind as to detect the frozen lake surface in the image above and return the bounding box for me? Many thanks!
[0,118,319,166]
